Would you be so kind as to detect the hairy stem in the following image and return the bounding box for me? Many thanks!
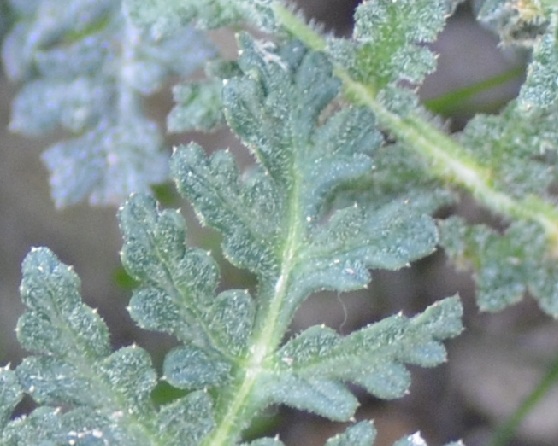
[202,105,305,446]
[274,3,558,253]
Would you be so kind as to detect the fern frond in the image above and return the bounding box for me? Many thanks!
[328,0,450,93]
[0,33,464,445]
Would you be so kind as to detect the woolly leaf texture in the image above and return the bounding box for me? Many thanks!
[274,0,558,317]
[12,0,558,443]
[123,0,274,34]
[1,28,463,445]
[437,14,558,316]
[2,0,215,206]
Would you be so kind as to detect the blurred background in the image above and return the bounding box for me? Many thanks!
[2,1,557,445]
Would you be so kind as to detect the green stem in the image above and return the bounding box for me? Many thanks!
[201,74,305,446]
[489,354,558,446]
[424,66,524,115]
[273,3,558,253]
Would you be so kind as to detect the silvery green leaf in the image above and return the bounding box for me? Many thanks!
[325,422,376,446]
[329,0,449,91]
[2,0,214,206]
[16,357,97,406]
[8,248,189,445]
[168,81,224,132]
[123,0,274,34]
[18,248,111,359]
[455,25,558,199]
[440,217,558,316]
[119,193,255,355]
[270,297,462,409]
[172,35,437,322]
[287,199,438,308]
[516,24,558,110]
[440,23,558,316]
[259,375,358,421]
[0,368,22,429]
[172,143,281,279]
[155,390,215,444]
[42,115,168,206]
[163,346,232,390]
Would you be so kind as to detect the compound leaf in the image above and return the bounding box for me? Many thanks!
[267,296,462,419]
[439,19,558,316]
[2,0,214,206]
[172,35,439,322]
[119,193,255,359]
[18,248,111,360]
[440,217,558,316]
[5,248,216,445]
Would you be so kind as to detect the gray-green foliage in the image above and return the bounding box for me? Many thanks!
[437,13,558,316]
[476,0,549,46]
[124,0,274,34]
[2,0,214,206]
[4,0,558,444]
[329,0,452,92]
[0,27,464,445]
[300,0,558,318]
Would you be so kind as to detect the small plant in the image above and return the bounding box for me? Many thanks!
[1,0,558,444]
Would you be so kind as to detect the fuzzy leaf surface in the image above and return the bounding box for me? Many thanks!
[440,217,558,316]
[168,81,224,132]
[165,34,461,443]
[439,19,558,316]
[328,0,450,93]
[455,25,558,199]
[119,193,255,361]
[2,0,214,206]
[123,0,274,34]
[3,248,215,445]
[0,369,22,430]
[172,35,439,320]
[265,296,462,419]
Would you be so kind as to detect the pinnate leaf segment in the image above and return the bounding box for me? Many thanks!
[3,0,558,444]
